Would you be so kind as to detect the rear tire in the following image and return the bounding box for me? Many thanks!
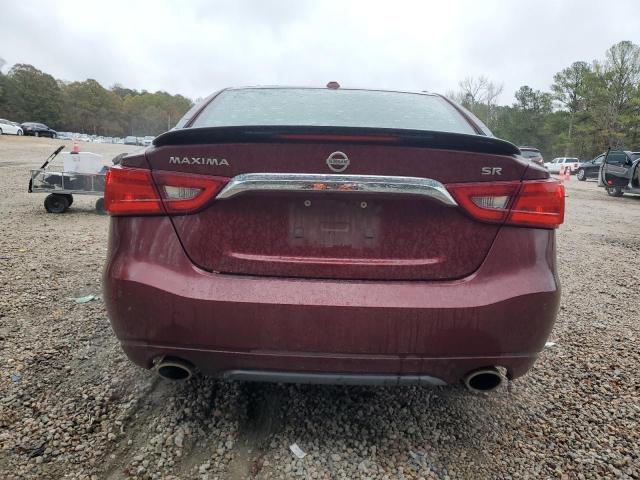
[606,186,624,197]
[577,169,586,181]
[17,129,23,136]
[62,194,73,206]
[44,194,70,213]
[34,132,40,138]
[95,197,106,215]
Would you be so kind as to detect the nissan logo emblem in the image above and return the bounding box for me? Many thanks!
[326,151,350,173]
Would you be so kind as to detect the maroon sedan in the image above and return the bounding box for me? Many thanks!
[103,86,564,392]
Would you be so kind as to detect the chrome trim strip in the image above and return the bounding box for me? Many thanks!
[217,173,457,206]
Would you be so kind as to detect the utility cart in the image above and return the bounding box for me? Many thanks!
[28,146,109,214]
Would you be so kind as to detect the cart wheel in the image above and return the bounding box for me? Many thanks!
[95,197,107,215]
[62,194,73,206]
[44,194,70,213]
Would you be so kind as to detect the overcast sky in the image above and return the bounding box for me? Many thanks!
[2,0,639,104]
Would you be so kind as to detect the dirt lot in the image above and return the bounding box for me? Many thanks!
[0,135,638,479]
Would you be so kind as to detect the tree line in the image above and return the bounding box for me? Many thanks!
[447,40,640,160]
[0,64,193,137]
[2,40,639,155]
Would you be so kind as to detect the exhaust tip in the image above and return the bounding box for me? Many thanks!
[156,357,193,381]
[463,368,503,392]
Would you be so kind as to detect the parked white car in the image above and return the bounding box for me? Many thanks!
[0,118,23,135]
[546,157,580,174]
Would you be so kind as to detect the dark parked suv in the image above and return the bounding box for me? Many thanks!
[103,86,564,392]
[598,150,640,196]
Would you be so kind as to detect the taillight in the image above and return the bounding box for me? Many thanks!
[104,167,228,216]
[508,180,565,228]
[446,182,519,223]
[104,167,163,215]
[447,179,564,229]
[152,170,229,214]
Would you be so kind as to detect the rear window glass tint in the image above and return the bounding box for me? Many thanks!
[606,152,627,165]
[520,150,540,158]
[191,88,476,134]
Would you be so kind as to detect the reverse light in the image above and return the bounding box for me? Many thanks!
[162,186,202,200]
[447,182,520,223]
[152,170,229,214]
[471,195,510,210]
[447,179,564,229]
[104,167,228,216]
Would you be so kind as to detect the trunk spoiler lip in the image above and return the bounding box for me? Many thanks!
[153,125,520,156]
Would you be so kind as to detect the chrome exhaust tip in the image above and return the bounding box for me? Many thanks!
[156,357,193,381]
[463,367,503,393]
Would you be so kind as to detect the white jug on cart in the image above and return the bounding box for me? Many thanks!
[62,152,105,174]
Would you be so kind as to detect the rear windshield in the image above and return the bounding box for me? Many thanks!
[631,153,640,161]
[520,150,541,158]
[191,88,476,134]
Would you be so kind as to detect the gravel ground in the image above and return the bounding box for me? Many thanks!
[0,135,638,479]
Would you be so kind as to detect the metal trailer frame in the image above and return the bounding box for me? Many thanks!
[27,146,108,214]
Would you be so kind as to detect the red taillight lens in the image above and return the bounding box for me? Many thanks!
[447,179,564,229]
[507,180,564,228]
[447,181,520,223]
[105,167,229,216]
[152,170,228,214]
[104,167,163,215]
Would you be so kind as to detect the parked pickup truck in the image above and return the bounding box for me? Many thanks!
[546,157,580,174]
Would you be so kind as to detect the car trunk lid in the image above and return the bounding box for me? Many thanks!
[144,127,526,280]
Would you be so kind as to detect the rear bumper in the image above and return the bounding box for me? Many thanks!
[103,217,560,385]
